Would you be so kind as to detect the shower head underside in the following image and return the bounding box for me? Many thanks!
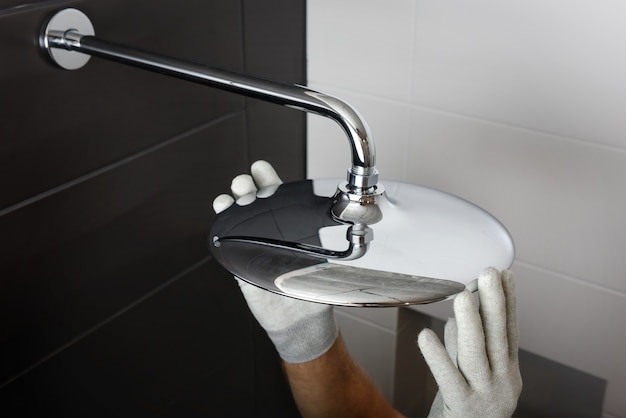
[40,8,515,306]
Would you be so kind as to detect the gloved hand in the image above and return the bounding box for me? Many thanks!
[213,160,338,364]
[418,267,522,418]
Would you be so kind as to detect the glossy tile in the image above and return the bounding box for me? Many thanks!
[307,0,415,101]
[511,262,624,416]
[406,106,626,293]
[246,101,306,183]
[0,259,298,417]
[243,0,306,83]
[0,0,244,210]
[307,84,410,182]
[335,309,397,401]
[0,115,247,384]
[242,0,307,182]
[0,0,307,416]
[410,0,626,150]
[308,2,626,414]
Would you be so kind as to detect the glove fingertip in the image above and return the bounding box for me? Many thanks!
[453,289,475,313]
[213,194,235,214]
[478,266,501,287]
[502,269,516,288]
[231,174,258,198]
[417,328,439,350]
[251,160,282,188]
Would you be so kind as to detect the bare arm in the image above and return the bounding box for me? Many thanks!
[284,333,405,418]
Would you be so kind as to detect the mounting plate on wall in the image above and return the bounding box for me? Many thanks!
[41,8,94,70]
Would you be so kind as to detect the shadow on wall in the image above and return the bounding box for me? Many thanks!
[393,309,606,418]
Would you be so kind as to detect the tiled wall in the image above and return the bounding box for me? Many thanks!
[0,1,305,416]
[308,1,626,416]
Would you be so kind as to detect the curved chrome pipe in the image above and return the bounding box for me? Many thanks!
[40,9,378,191]
[214,224,373,261]
[37,9,517,307]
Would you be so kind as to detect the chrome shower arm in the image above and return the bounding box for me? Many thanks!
[41,9,378,191]
[213,224,373,262]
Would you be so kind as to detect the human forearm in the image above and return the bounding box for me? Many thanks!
[284,332,405,418]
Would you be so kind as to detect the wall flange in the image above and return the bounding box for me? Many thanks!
[41,8,95,70]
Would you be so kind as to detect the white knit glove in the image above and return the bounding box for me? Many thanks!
[418,268,522,418]
[213,160,338,364]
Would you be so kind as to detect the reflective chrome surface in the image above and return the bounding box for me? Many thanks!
[40,8,376,194]
[215,223,373,261]
[40,8,516,307]
[41,8,94,70]
[209,179,515,306]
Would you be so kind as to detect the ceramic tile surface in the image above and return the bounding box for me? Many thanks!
[336,309,397,401]
[410,0,626,150]
[406,107,626,294]
[308,1,626,415]
[307,0,415,101]
[1,1,306,416]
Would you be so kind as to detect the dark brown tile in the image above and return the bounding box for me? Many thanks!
[242,0,306,83]
[246,102,306,183]
[514,349,606,418]
[241,0,307,182]
[0,259,298,417]
[1,1,307,415]
[0,0,244,209]
[0,114,248,383]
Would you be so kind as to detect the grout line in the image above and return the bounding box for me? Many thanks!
[0,0,74,16]
[407,0,419,103]
[239,0,252,168]
[307,81,407,107]
[0,256,212,390]
[307,81,626,156]
[0,112,240,218]
[403,0,421,182]
[408,101,626,155]
[514,258,626,299]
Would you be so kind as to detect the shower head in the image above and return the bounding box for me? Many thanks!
[210,177,513,306]
[39,8,515,306]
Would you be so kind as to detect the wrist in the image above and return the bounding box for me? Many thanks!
[268,306,338,364]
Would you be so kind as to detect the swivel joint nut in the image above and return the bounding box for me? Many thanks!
[347,168,379,191]
[347,224,373,246]
[331,182,385,225]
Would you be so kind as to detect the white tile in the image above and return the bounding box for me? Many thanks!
[335,310,397,401]
[307,84,411,182]
[511,262,626,417]
[307,0,415,101]
[411,0,626,149]
[406,106,626,293]
[307,113,354,180]
[308,3,626,415]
